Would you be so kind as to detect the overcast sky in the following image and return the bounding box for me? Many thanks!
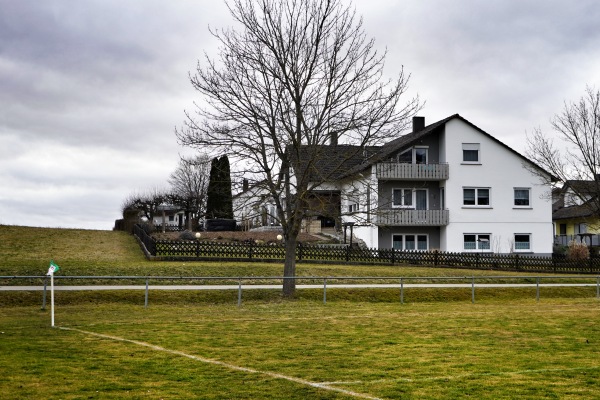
[1,0,599,230]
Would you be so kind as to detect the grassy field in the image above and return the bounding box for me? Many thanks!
[1,225,600,398]
[1,300,600,399]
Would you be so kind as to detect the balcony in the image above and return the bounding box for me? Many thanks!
[376,162,449,180]
[375,209,449,226]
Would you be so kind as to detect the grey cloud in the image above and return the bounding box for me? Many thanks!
[0,0,598,229]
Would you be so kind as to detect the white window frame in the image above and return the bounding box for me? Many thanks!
[392,188,413,208]
[514,188,531,208]
[514,233,531,252]
[463,233,491,252]
[392,188,428,209]
[462,143,480,164]
[348,203,359,213]
[392,234,429,251]
[463,187,491,207]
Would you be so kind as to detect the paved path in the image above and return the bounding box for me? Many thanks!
[1,282,598,291]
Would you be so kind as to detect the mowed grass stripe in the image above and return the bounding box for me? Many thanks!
[59,326,381,400]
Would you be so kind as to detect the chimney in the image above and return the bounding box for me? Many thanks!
[330,131,338,146]
[242,178,249,192]
[412,116,425,132]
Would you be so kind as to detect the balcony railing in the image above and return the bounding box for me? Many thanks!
[375,209,449,226]
[376,162,449,180]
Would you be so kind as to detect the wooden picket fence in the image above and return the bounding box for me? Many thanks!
[133,225,600,274]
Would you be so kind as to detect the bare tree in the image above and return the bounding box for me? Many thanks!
[526,86,600,218]
[177,0,419,297]
[168,155,211,229]
[121,187,169,224]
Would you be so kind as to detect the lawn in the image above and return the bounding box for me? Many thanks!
[2,225,600,398]
[1,299,599,399]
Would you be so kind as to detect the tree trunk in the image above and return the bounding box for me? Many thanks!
[282,234,297,298]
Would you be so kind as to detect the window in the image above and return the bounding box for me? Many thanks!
[393,189,413,207]
[397,147,428,164]
[463,188,490,206]
[398,149,412,163]
[393,234,428,250]
[559,224,567,235]
[348,203,359,213]
[514,188,530,207]
[514,234,531,251]
[414,147,428,164]
[393,189,428,209]
[169,215,175,222]
[575,223,588,234]
[464,234,491,251]
[462,143,480,163]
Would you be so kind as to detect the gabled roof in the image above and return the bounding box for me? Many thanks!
[562,180,600,196]
[294,144,379,182]
[295,114,556,183]
[339,114,556,180]
[340,115,456,178]
[553,179,600,220]
[553,201,598,220]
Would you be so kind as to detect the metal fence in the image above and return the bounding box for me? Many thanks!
[2,275,600,307]
[554,234,600,247]
[133,225,600,274]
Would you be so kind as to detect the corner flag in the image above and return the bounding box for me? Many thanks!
[47,260,61,276]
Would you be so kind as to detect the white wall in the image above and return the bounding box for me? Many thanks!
[339,167,379,248]
[442,118,553,255]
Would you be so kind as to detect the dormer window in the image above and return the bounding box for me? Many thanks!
[398,147,428,164]
[398,149,412,163]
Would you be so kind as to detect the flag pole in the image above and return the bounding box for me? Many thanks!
[47,260,60,328]
[50,273,55,327]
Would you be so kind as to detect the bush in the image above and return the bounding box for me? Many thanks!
[179,230,197,241]
[567,241,589,260]
[140,222,155,235]
[553,244,568,255]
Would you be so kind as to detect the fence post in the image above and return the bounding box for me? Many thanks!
[391,248,395,265]
[434,250,438,267]
[471,276,475,304]
[323,278,327,304]
[248,241,253,260]
[597,276,599,299]
[196,240,200,258]
[536,277,540,302]
[475,253,480,269]
[144,278,149,308]
[238,279,242,307]
[297,242,303,261]
[515,254,520,270]
[400,278,404,304]
[345,245,350,262]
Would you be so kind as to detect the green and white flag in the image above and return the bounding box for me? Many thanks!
[47,260,61,276]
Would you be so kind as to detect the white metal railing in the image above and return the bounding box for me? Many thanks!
[376,209,449,226]
[376,162,449,180]
[2,275,599,307]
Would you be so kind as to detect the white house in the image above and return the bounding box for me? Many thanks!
[233,179,281,230]
[151,205,185,229]
[307,115,555,255]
